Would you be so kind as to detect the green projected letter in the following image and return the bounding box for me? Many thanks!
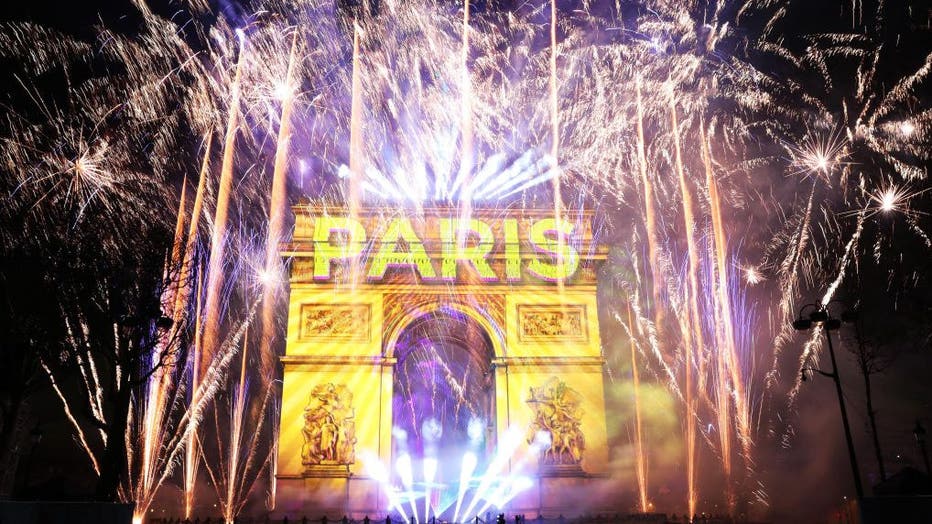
[527,218,579,282]
[503,218,522,282]
[313,216,367,280]
[439,219,498,282]
[368,218,437,281]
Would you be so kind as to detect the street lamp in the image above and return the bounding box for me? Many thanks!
[794,303,865,500]
[913,420,930,475]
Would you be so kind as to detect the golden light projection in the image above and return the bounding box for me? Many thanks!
[275,205,610,519]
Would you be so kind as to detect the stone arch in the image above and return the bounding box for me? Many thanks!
[276,206,611,517]
[383,298,506,360]
[389,306,499,467]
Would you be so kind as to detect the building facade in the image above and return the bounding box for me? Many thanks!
[275,206,612,518]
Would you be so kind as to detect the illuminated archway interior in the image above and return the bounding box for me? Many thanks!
[391,308,496,514]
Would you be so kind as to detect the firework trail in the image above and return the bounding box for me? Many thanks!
[185,268,204,519]
[229,327,254,520]
[174,136,212,344]
[259,32,299,510]
[190,34,246,518]
[670,100,700,519]
[765,180,817,391]
[625,302,649,513]
[40,357,101,475]
[38,266,259,521]
[200,33,247,381]
[634,78,666,337]
[201,319,273,524]
[132,182,190,523]
[176,137,213,519]
[169,301,262,522]
[549,0,562,226]
[703,121,755,510]
[3,0,932,520]
[456,0,474,217]
[348,21,364,218]
[787,208,868,406]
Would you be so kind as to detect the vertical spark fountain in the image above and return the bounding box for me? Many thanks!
[193,33,246,518]
[261,31,297,391]
[700,120,733,509]
[670,101,700,519]
[174,134,211,341]
[223,325,250,524]
[456,0,474,245]
[260,32,299,510]
[182,135,212,520]
[627,302,649,514]
[200,33,246,382]
[701,122,752,515]
[132,177,190,524]
[459,0,473,191]
[185,266,205,519]
[167,178,189,299]
[549,0,565,268]
[347,21,364,288]
[634,78,665,333]
[549,0,561,219]
[348,21,363,219]
[549,0,568,300]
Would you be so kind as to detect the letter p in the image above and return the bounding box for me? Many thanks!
[313,216,367,280]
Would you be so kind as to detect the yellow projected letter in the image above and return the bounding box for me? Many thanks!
[439,219,498,281]
[368,218,437,280]
[527,218,579,281]
[313,216,367,280]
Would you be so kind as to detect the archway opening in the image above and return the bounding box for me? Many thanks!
[391,307,496,518]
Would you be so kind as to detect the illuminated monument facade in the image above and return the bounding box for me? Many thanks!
[275,205,610,518]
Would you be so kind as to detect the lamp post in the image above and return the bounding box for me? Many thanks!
[841,307,888,482]
[913,420,930,475]
[794,304,865,500]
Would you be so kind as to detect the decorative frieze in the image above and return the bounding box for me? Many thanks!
[299,304,370,342]
[517,305,588,342]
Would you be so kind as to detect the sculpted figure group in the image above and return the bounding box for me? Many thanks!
[302,383,357,466]
[526,379,585,466]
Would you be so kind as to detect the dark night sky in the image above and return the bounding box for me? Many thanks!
[2,1,932,522]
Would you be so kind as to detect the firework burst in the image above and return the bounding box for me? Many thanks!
[1,0,931,521]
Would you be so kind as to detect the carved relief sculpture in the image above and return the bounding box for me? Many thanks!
[517,305,587,342]
[526,378,585,469]
[299,304,370,341]
[302,383,357,469]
